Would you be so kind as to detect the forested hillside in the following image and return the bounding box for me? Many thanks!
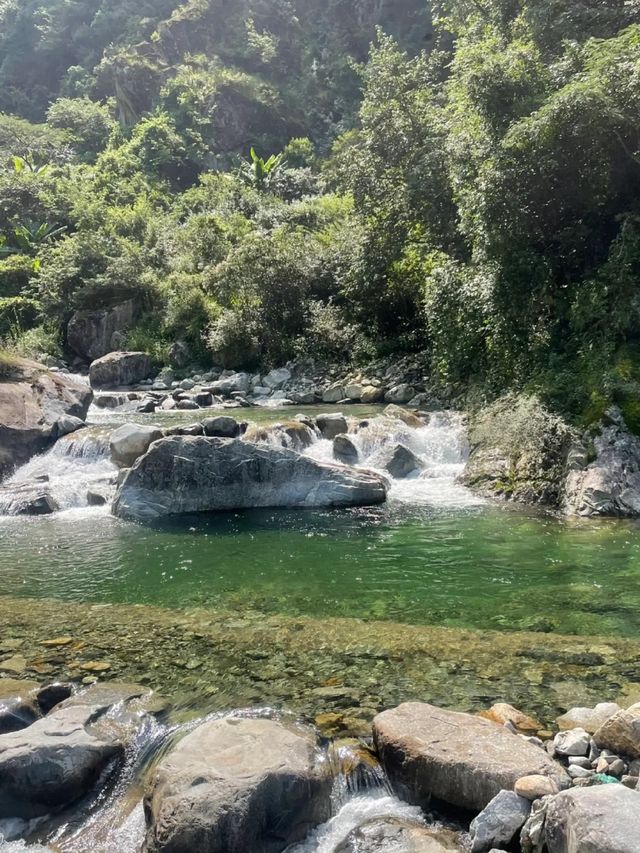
[1,0,640,425]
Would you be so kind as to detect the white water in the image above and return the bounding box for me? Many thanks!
[305,411,484,508]
[0,431,116,516]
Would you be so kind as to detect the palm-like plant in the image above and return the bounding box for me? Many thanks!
[239,147,286,191]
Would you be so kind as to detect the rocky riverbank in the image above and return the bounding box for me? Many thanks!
[1,665,639,851]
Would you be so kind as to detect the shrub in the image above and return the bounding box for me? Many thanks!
[0,296,39,338]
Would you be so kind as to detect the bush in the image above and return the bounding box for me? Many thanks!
[5,323,61,361]
[0,255,35,297]
[0,296,39,337]
[206,308,260,369]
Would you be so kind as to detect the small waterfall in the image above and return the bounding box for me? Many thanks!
[0,431,116,517]
[305,411,482,508]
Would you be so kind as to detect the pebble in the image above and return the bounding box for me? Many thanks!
[568,765,594,779]
[514,774,560,801]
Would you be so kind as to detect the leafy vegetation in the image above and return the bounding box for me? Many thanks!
[0,0,639,422]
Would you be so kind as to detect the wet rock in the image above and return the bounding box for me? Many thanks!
[112,437,388,522]
[373,703,568,813]
[244,421,315,452]
[333,434,359,465]
[344,383,364,402]
[143,716,331,853]
[0,482,59,515]
[371,443,424,478]
[361,386,385,404]
[36,682,74,714]
[383,405,425,429]
[90,351,152,389]
[164,423,204,437]
[556,702,622,734]
[86,488,108,506]
[0,703,123,818]
[336,818,464,852]
[0,358,92,479]
[535,785,640,852]
[514,775,560,801]
[385,384,416,405]
[55,414,85,437]
[0,679,41,734]
[593,706,640,759]
[479,703,541,733]
[67,300,137,361]
[316,413,348,439]
[175,398,199,410]
[202,416,242,438]
[110,423,163,468]
[470,790,531,853]
[553,728,591,757]
[192,391,213,408]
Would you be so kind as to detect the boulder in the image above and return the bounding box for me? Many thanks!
[202,416,242,438]
[264,368,291,390]
[208,372,251,396]
[371,443,424,478]
[322,383,346,403]
[142,716,331,853]
[535,785,640,852]
[360,386,385,404]
[67,300,137,361]
[470,790,531,853]
[385,384,416,405]
[175,398,199,410]
[333,434,359,465]
[90,351,152,389]
[0,703,123,818]
[565,409,640,517]
[335,819,464,852]
[373,703,568,813]
[110,423,163,468]
[244,422,315,452]
[164,423,204,437]
[316,413,348,440]
[112,437,388,523]
[557,703,622,734]
[344,383,364,402]
[384,404,425,428]
[55,414,85,437]
[0,358,92,480]
[593,706,640,759]
[0,481,59,515]
[552,728,591,757]
[192,392,213,408]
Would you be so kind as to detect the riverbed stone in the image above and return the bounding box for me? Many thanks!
[113,436,388,522]
[479,703,541,732]
[316,413,348,439]
[335,819,464,852]
[90,351,152,389]
[383,405,425,429]
[385,384,416,405]
[556,702,622,734]
[371,443,424,478]
[361,386,385,404]
[201,416,241,438]
[470,790,531,853]
[264,368,291,390]
[0,679,41,733]
[0,703,123,818]
[110,423,163,467]
[373,703,568,813]
[553,727,591,756]
[143,716,331,853]
[333,434,359,465]
[593,706,640,759]
[322,382,346,403]
[207,372,251,396]
[535,785,640,852]
[514,774,560,800]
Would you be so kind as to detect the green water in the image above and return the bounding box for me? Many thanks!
[2,500,640,638]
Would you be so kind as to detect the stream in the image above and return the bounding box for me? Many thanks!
[1,400,640,850]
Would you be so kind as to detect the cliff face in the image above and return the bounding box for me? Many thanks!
[0,359,92,480]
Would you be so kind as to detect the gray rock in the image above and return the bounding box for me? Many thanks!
[55,414,85,438]
[470,790,531,853]
[557,703,622,734]
[179,379,195,390]
[316,413,348,439]
[168,341,190,368]
[333,434,359,465]
[538,785,640,852]
[373,703,568,813]
[594,707,640,759]
[322,383,346,403]
[202,416,242,438]
[208,372,251,396]
[385,384,416,405]
[192,391,213,408]
[371,443,424,478]
[264,367,291,390]
[0,683,41,733]
[567,765,593,779]
[89,351,152,389]
[175,398,199,410]
[383,405,425,428]
[553,728,591,757]
[0,482,59,515]
[164,423,204,437]
[360,386,385,404]
[67,300,137,361]
[335,818,464,852]
[112,437,388,523]
[110,423,163,468]
[0,703,123,818]
[142,716,331,853]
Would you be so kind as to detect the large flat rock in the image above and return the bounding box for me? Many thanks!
[112,436,388,522]
[143,716,331,852]
[373,702,568,813]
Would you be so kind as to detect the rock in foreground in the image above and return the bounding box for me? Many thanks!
[143,716,331,853]
[112,436,387,522]
[373,702,567,813]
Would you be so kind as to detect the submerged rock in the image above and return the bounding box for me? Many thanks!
[371,443,424,478]
[112,436,388,522]
[0,679,41,733]
[373,703,568,813]
[336,818,464,852]
[143,716,331,853]
[0,358,92,480]
[90,351,152,389]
